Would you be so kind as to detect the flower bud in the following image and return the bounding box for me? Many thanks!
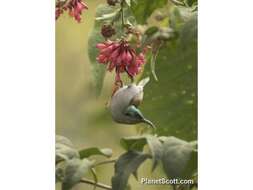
[101,24,116,38]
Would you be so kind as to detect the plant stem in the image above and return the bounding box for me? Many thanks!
[80,178,112,190]
[120,0,125,30]
[79,160,116,189]
[93,159,117,167]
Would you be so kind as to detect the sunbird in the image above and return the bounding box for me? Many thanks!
[109,77,155,129]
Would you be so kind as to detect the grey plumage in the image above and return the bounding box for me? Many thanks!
[109,77,155,129]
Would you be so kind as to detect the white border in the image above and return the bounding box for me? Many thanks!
[199,0,253,189]
[0,0,55,189]
[0,0,253,189]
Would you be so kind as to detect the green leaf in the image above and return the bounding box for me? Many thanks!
[184,0,197,7]
[120,136,147,151]
[111,151,151,190]
[120,135,163,171]
[169,7,195,30]
[179,12,197,49]
[141,12,197,140]
[79,147,112,159]
[146,136,163,171]
[125,0,131,7]
[183,150,197,179]
[144,26,159,36]
[95,9,121,21]
[62,158,94,190]
[88,4,117,97]
[130,0,168,24]
[161,136,197,179]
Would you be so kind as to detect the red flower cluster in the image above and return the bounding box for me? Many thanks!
[96,40,146,83]
[56,0,88,23]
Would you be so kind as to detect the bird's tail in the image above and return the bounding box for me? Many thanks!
[138,77,150,87]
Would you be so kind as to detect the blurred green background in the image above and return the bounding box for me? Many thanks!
[56,0,197,189]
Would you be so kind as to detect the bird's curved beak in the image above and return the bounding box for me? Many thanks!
[142,118,156,129]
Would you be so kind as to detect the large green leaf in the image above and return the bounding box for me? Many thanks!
[79,147,112,159]
[120,135,163,171]
[169,7,195,33]
[120,136,147,151]
[62,158,94,190]
[111,151,151,190]
[161,136,197,179]
[141,12,197,140]
[130,0,168,24]
[146,135,163,171]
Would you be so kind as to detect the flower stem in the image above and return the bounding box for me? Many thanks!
[120,0,125,30]
[80,178,112,190]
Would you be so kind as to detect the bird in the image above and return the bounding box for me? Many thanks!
[109,77,155,129]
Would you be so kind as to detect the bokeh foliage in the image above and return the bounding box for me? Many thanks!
[141,9,197,141]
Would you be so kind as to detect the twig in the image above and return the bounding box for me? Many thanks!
[80,178,112,190]
[79,159,116,190]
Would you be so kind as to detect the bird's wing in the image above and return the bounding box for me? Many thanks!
[110,85,140,111]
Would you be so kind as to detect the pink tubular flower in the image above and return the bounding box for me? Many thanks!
[96,40,146,83]
[56,0,88,23]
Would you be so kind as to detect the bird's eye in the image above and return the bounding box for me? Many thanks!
[125,112,131,116]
